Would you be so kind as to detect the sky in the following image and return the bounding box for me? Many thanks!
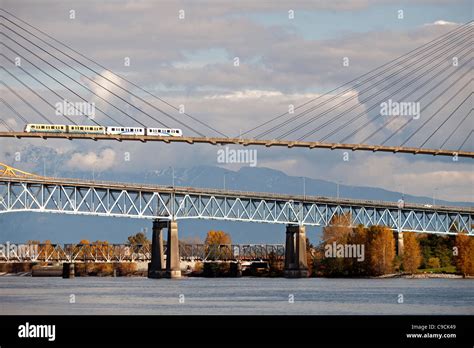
[0,0,473,203]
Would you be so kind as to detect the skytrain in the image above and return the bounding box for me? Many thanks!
[24,124,183,137]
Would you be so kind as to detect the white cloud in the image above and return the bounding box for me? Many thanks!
[425,20,459,26]
[66,148,117,171]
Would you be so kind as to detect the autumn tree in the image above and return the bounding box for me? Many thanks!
[402,232,422,273]
[455,234,474,276]
[347,225,370,276]
[319,213,353,276]
[367,226,395,276]
[38,240,55,260]
[76,239,91,261]
[128,232,149,246]
[205,230,231,245]
[205,230,232,260]
[322,213,352,244]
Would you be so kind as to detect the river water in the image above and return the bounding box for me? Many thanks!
[0,277,473,315]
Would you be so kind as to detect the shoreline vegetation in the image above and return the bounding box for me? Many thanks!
[1,217,473,279]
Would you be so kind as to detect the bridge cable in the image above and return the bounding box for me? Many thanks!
[0,9,228,137]
[361,70,471,146]
[400,80,472,147]
[279,33,472,141]
[0,38,125,127]
[0,97,29,123]
[239,21,473,138]
[439,109,473,149]
[255,25,472,140]
[0,14,210,136]
[0,24,155,128]
[338,49,473,144]
[307,44,473,143]
[0,65,77,126]
[0,58,81,125]
[0,118,14,131]
[277,31,472,140]
[380,72,471,146]
[418,92,472,148]
[0,79,53,124]
[458,130,473,150]
[0,46,103,127]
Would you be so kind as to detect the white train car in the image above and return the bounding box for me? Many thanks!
[146,128,183,137]
[106,126,145,136]
[67,125,106,134]
[25,124,66,133]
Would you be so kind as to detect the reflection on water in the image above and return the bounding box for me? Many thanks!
[0,277,473,315]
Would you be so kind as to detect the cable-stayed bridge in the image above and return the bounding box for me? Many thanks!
[0,9,472,157]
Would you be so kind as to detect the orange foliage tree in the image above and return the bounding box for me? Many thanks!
[322,213,352,244]
[205,230,232,260]
[205,230,231,245]
[318,213,353,276]
[367,226,395,276]
[455,234,474,276]
[402,232,422,273]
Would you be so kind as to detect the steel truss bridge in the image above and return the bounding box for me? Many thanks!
[0,243,285,263]
[0,174,472,236]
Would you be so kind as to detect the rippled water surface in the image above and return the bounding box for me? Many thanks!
[0,277,473,315]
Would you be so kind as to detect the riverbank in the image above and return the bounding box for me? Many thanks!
[376,273,472,279]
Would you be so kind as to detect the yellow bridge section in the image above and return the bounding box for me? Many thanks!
[0,162,42,178]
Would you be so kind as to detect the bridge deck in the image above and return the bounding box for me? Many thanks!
[1,132,472,158]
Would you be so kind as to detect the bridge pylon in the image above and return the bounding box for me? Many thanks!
[148,219,181,279]
[284,224,309,278]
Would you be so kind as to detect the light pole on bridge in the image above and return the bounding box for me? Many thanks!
[169,166,175,188]
[433,187,438,205]
[301,177,306,199]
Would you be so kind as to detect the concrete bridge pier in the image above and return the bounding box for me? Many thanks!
[166,220,181,278]
[62,263,75,278]
[148,219,167,278]
[284,224,309,278]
